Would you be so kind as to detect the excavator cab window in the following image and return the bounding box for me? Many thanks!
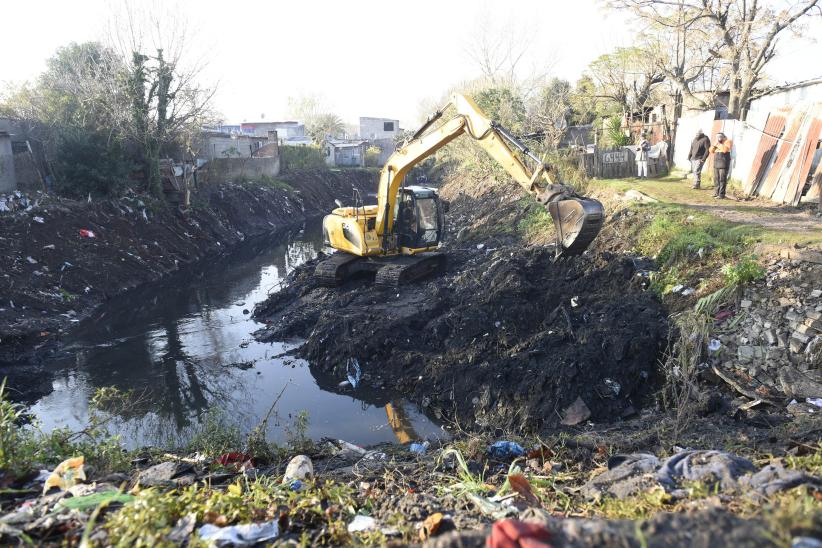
[396,188,442,249]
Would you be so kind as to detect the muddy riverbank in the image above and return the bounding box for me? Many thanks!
[254,173,669,433]
[0,169,376,380]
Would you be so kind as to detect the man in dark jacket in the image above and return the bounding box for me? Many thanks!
[687,129,711,189]
[710,133,733,199]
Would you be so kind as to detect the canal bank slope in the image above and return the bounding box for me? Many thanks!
[0,169,376,370]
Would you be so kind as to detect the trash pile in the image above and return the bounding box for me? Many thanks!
[2,439,819,546]
[711,257,822,415]
[0,190,39,214]
[255,245,668,433]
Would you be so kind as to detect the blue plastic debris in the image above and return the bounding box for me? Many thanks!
[488,441,525,459]
[408,441,429,454]
[346,358,361,388]
[290,479,304,492]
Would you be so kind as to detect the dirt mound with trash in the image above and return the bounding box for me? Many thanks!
[254,243,668,433]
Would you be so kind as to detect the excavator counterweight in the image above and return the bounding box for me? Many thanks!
[317,93,605,286]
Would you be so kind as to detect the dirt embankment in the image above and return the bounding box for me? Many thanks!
[0,169,376,367]
[254,174,669,433]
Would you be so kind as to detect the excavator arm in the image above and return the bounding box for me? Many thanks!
[375,93,603,256]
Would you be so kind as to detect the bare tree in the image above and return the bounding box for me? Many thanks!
[612,0,822,119]
[587,46,666,117]
[461,7,556,98]
[527,79,573,148]
[106,0,217,195]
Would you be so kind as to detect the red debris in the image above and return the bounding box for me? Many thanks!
[487,519,551,548]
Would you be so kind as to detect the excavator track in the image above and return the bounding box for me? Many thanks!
[315,253,363,287]
[374,252,446,287]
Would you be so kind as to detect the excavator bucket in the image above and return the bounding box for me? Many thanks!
[547,198,605,257]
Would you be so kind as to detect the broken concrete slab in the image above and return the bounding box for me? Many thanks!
[560,396,591,426]
[778,367,822,400]
[134,461,194,487]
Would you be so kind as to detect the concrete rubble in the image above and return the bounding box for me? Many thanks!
[714,256,822,411]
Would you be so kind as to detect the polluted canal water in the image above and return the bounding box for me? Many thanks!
[29,221,444,448]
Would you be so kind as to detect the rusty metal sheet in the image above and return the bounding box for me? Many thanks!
[758,105,810,200]
[786,108,822,206]
[805,161,822,200]
[744,112,786,195]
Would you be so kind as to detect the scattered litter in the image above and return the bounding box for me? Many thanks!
[466,492,519,519]
[476,244,485,250]
[78,229,96,238]
[42,244,55,250]
[714,310,734,322]
[26,256,37,264]
[136,460,193,487]
[582,449,822,500]
[216,452,252,468]
[282,455,313,483]
[338,380,351,388]
[807,398,822,408]
[57,490,135,510]
[671,284,684,294]
[290,479,304,491]
[561,396,591,426]
[167,514,197,544]
[488,441,525,459]
[347,515,377,533]
[408,441,430,454]
[346,357,361,388]
[328,439,367,458]
[507,473,541,506]
[603,378,621,396]
[43,456,86,494]
[33,216,44,224]
[419,512,445,541]
[487,519,552,548]
[681,288,695,296]
[198,521,279,546]
[708,339,722,352]
[570,296,580,308]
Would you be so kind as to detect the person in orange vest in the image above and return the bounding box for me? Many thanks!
[709,132,733,199]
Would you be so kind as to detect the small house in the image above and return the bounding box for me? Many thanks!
[325,139,367,167]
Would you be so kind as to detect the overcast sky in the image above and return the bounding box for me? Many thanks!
[2,0,820,128]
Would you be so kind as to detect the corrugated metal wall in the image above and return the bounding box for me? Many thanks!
[743,111,786,195]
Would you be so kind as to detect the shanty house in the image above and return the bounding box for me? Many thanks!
[325,139,367,167]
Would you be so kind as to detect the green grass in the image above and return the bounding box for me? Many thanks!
[635,204,759,267]
[517,197,555,240]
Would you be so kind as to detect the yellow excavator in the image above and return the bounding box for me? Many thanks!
[317,93,604,286]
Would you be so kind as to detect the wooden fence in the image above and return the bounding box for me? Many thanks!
[577,146,668,179]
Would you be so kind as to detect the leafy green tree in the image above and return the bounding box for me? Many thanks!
[53,128,134,197]
[474,87,527,134]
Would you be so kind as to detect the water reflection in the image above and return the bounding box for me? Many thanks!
[30,222,445,448]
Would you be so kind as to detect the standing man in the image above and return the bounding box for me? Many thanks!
[710,132,733,199]
[635,132,651,179]
[687,129,711,189]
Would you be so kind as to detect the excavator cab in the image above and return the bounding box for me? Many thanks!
[394,187,445,251]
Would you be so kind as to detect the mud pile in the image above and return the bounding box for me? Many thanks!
[255,245,668,433]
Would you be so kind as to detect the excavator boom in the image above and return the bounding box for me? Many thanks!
[317,93,604,286]
[373,93,603,256]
